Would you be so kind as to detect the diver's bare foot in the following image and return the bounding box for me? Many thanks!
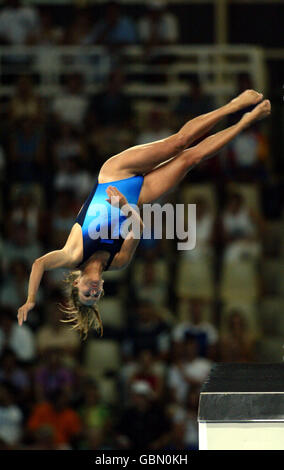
[230,89,263,113]
[240,99,271,129]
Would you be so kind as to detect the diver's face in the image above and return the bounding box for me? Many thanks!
[74,275,104,306]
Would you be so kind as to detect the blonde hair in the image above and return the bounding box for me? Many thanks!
[59,271,104,340]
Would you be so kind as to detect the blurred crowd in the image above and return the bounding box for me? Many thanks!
[0,0,283,452]
[0,0,180,48]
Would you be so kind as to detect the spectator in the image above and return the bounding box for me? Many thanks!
[194,197,216,249]
[53,160,93,202]
[138,0,179,47]
[53,123,88,167]
[128,349,164,398]
[79,379,111,435]
[180,337,212,387]
[63,9,112,85]
[135,108,172,145]
[167,341,190,405]
[80,427,112,450]
[226,123,270,182]
[116,380,171,449]
[9,190,42,241]
[64,9,94,46]
[169,386,199,450]
[85,119,134,173]
[138,226,164,259]
[174,76,214,126]
[36,301,80,362]
[0,306,36,363]
[91,2,138,46]
[26,11,64,82]
[123,301,171,360]
[0,260,30,309]
[0,383,23,446]
[34,348,75,402]
[181,196,216,262]
[0,348,30,398]
[172,298,218,358]
[0,0,39,45]
[220,191,264,262]
[50,190,79,247]
[219,309,256,362]
[167,337,212,405]
[52,73,88,129]
[9,117,46,183]
[27,390,82,448]
[2,221,42,271]
[236,73,254,96]
[8,76,43,124]
[163,419,186,451]
[261,175,284,221]
[133,259,168,306]
[22,425,57,450]
[30,9,63,46]
[89,69,133,127]
[221,192,259,241]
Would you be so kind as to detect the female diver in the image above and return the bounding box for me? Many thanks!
[17,90,271,337]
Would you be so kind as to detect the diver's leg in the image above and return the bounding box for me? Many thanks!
[99,90,263,182]
[138,99,271,204]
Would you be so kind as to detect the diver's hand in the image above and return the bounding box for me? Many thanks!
[105,186,128,209]
[17,301,35,326]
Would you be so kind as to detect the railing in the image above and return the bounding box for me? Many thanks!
[0,45,266,104]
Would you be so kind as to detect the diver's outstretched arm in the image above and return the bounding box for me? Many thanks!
[17,249,74,326]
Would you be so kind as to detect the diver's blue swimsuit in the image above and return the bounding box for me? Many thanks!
[75,175,144,271]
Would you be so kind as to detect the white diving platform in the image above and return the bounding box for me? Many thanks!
[198,363,284,450]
